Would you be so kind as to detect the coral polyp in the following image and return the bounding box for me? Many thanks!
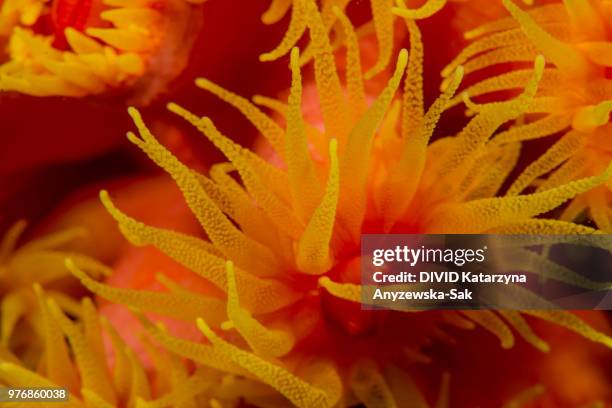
[61,3,612,407]
[0,221,109,365]
[444,0,612,231]
[261,0,450,78]
[262,0,536,77]
[0,0,204,102]
[0,279,208,408]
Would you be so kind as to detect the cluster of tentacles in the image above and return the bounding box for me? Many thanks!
[260,0,452,78]
[0,0,611,407]
[444,0,612,231]
[53,1,610,406]
[0,0,204,102]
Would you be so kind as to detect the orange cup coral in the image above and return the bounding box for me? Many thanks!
[444,0,612,231]
[0,282,201,407]
[60,1,612,406]
[0,221,110,365]
[0,0,204,102]
[261,0,450,78]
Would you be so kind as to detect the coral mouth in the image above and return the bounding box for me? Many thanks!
[50,0,98,47]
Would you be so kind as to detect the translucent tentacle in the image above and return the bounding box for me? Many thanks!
[286,47,324,223]
[507,130,582,195]
[47,299,117,405]
[0,291,25,347]
[306,0,350,148]
[524,311,612,348]
[429,162,612,233]
[126,347,151,406]
[136,313,248,376]
[400,19,424,141]
[588,189,612,232]
[197,318,338,408]
[318,276,361,303]
[442,28,533,78]
[224,261,295,358]
[337,49,408,240]
[491,115,571,145]
[100,317,131,401]
[0,220,27,261]
[378,65,463,227]
[167,104,304,240]
[440,56,544,183]
[261,0,292,25]
[499,311,550,352]
[365,0,394,79]
[464,3,565,39]
[333,6,366,120]
[572,100,612,132]
[297,139,339,274]
[465,142,521,200]
[393,0,446,19]
[18,226,86,252]
[488,219,600,234]
[100,192,300,314]
[503,0,591,75]
[260,0,307,61]
[33,285,79,391]
[460,45,537,77]
[126,108,281,274]
[195,78,285,158]
[68,259,227,326]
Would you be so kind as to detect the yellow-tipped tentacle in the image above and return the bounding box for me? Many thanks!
[297,139,339,274]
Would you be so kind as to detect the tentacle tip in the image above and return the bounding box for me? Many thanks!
[502,339,515,349]
[64,257,76,270]
[166,102,181,114]
[397,48,409,67]
[196,317,213,336]
[441,65,453,78]
[65,258,87,280]
[454,65,465,78]
[318,276,331,286]
[126,131,141,144]
[32,282,43,296]
[464,30,479,40]
[0,362,14,371]
[45,297,61,314]
[194,77,209,88]
[99,189,113,207]
[259,53,275,62]
[329,138,338,153]
[127,106,139,118]
[364,65,384,80]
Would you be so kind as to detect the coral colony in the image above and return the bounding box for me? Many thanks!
[0,0,611,407]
